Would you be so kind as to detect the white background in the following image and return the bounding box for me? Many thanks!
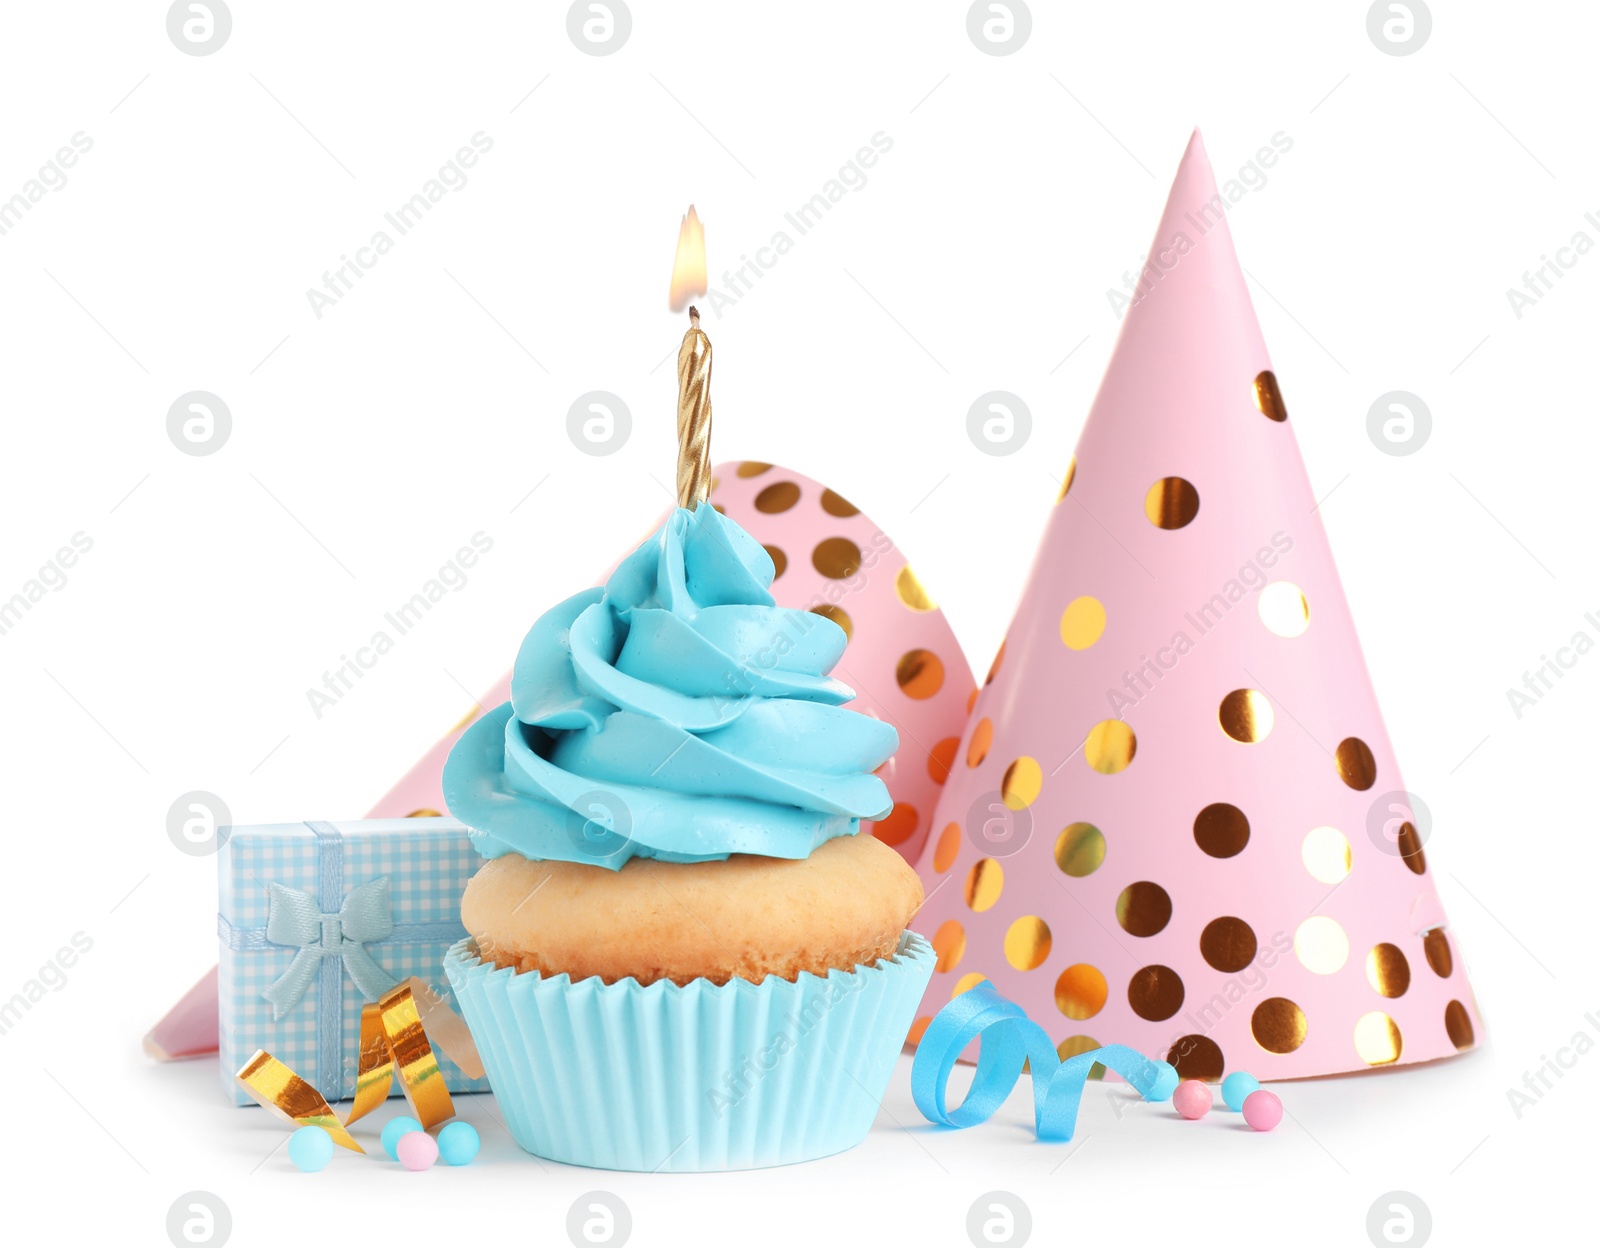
[1,1,1593,1244]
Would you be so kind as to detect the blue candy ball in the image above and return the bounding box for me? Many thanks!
[380,1115,424,1160]
[1221,1071,1261,1112]
[1145,1061,1180,1103]
[287,1125,335,1172]
[436,1121,481,1166]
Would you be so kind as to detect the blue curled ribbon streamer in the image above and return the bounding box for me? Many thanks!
[261,876,398,1019]
[912,981,1170,1142]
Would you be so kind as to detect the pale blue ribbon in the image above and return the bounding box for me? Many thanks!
[911,980,1174,1142]
[260,876,397,1018]
[216,821,467,1096]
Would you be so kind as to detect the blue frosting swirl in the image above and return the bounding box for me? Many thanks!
[443,504,898,867]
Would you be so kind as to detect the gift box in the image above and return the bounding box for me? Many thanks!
[217,818,490,1105]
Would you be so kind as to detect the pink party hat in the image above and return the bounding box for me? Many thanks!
[910,131,1480,1079]
[149,463,976,1060]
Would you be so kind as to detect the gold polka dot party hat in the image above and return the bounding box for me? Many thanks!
[909,130,1481,1080]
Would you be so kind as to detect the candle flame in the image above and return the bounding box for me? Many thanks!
[668,205,707,313]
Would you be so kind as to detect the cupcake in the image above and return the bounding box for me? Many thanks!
[442,501,934,1171]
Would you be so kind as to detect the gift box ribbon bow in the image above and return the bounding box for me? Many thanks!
[261,877,397,1015]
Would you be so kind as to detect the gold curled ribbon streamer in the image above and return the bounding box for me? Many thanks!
[405,976,485,1081]
[235,1051,365,1152]
[236,978,480,1151]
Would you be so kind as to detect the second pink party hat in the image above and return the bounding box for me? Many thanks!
[148,463,976,1061]
[911,131,1481,1080]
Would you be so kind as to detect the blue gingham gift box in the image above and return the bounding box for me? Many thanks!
[217,818,491,1106]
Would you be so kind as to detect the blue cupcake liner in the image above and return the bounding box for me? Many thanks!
[444,931,934,1171]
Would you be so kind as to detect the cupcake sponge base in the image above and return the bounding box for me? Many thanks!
[461,833,924,986]
[444,931,934,1171]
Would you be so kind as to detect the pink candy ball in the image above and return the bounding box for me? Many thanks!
[1172,1079,1211,1120]
[1242,1089,1283,1132]
[396,1130,439,1170]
